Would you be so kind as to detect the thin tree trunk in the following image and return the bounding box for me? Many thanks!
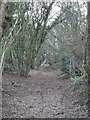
[87,2,90,118]
[87,2,90,81]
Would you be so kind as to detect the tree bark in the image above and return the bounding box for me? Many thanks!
[87,2,90,118]
[87,2,90,81]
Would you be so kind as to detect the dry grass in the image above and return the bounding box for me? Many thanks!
[29,69,62,78]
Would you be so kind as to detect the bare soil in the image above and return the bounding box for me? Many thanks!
[2,71,88,118]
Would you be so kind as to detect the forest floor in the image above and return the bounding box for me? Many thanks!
[2,69,88,118]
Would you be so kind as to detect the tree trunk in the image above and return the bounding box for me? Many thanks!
[2,2,13,36]
[87,2,90,80]
[87,2,90,117]
[0,2,13,87]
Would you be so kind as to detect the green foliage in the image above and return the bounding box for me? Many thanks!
[1,2,86,78]
[84,65,90,76]
[2,108,13,118]
[7,2,59,77]
[79,90,88,106]
[70,75,85,85]
[0,36,12,76]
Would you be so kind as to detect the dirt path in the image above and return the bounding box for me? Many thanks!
[2,73,88,118]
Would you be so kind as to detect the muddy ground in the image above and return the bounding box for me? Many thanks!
[2,70,88,118]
